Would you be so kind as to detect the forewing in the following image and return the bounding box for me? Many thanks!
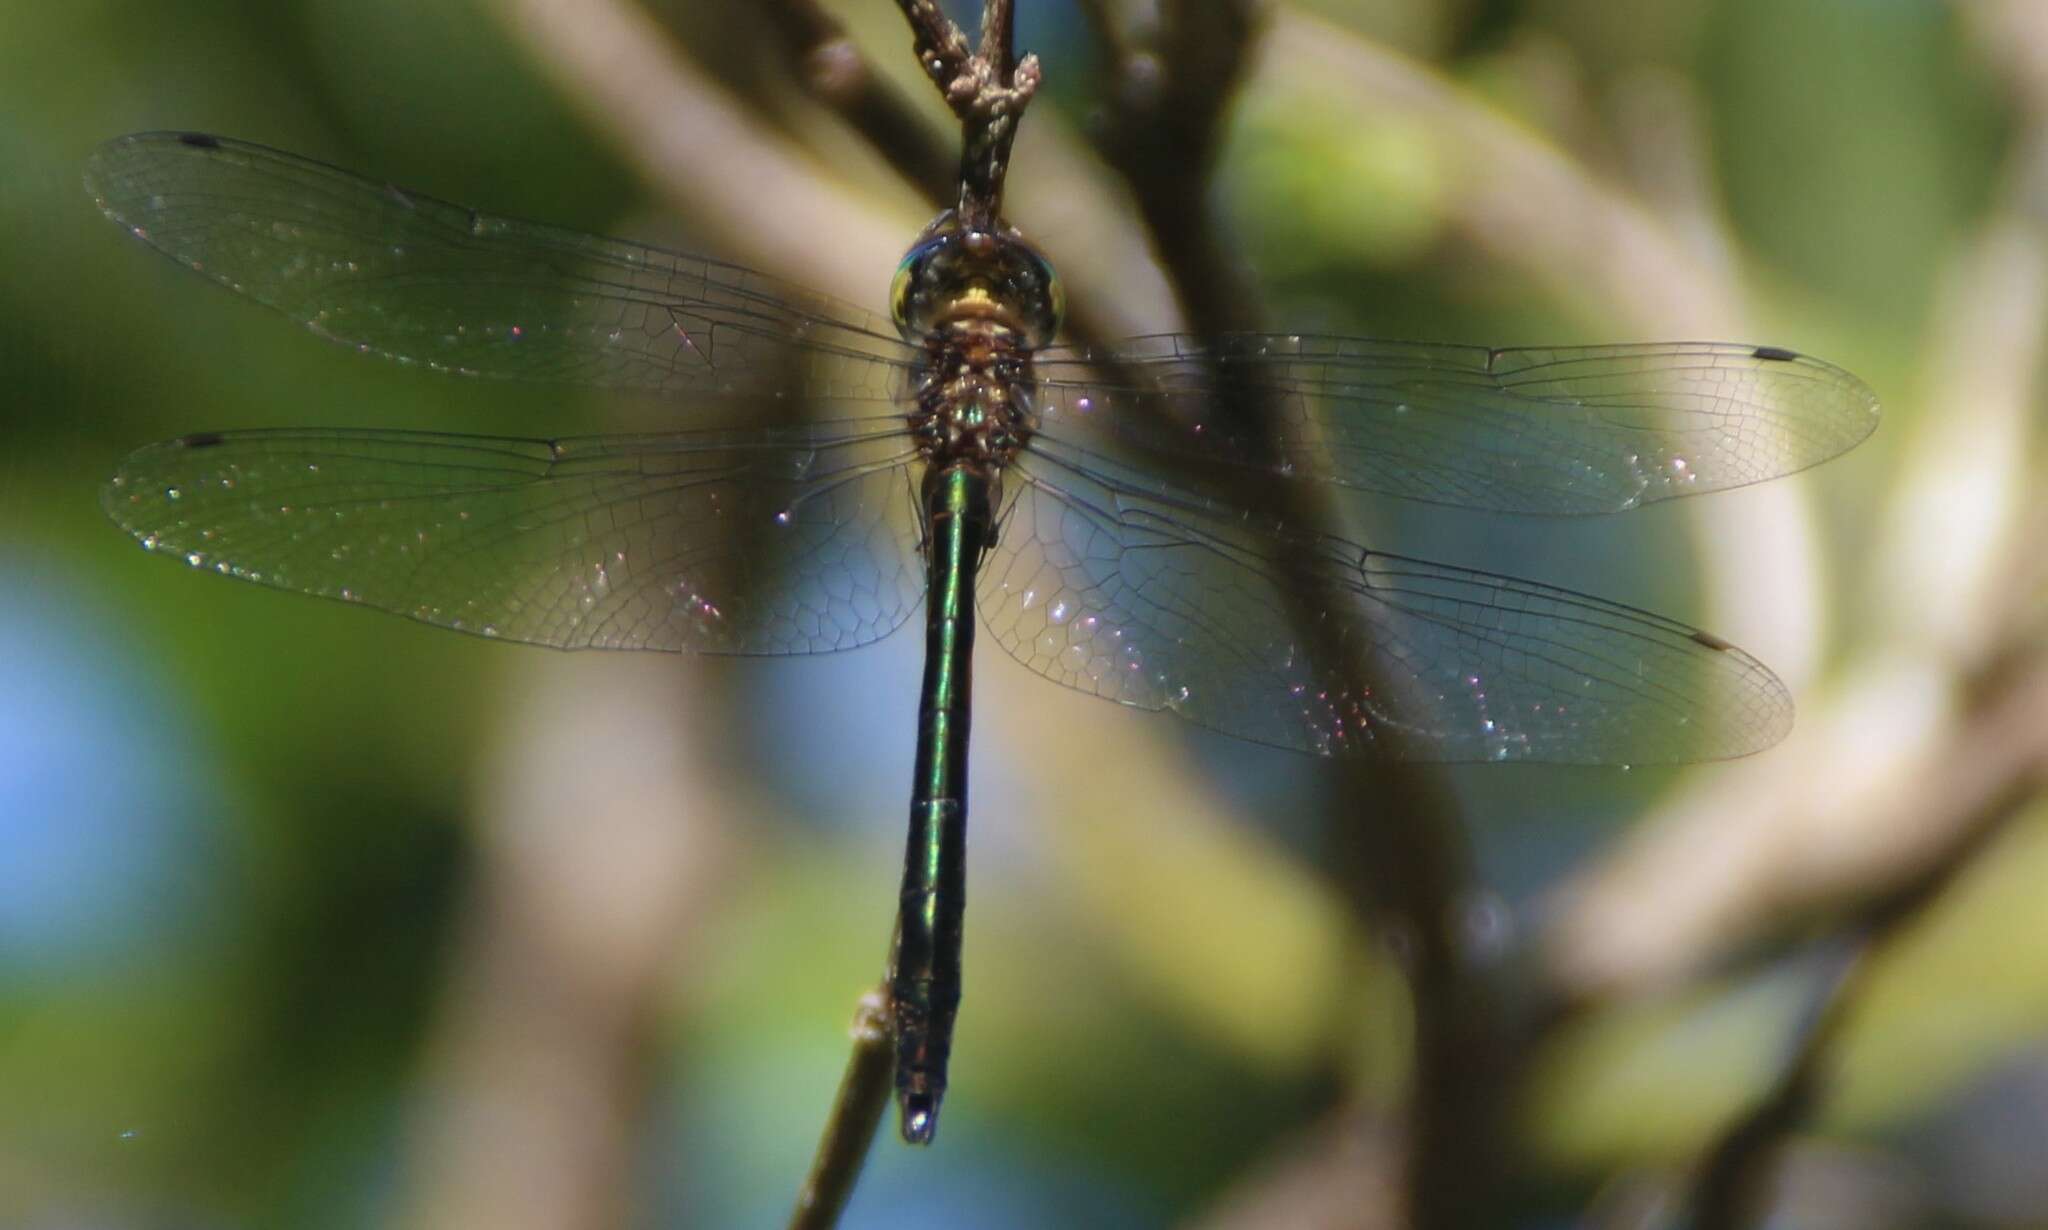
[86,132,916,401]
[105,422,925,655]
[981,442,1792,763]
[1030,335,1879,515]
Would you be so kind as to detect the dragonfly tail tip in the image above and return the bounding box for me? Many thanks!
[899,1092,942,1145]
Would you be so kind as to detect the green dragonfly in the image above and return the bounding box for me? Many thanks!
[86,127,1876,1144]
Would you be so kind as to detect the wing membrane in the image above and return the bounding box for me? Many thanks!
[1030,335,1879,515]
[105,422,925,655]
[86,132,917,401]
[981,440,1791,763]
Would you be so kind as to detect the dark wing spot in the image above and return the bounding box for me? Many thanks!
[179,431,226,449]
[176,133,223,150]
[1752,345,1799,362]
[1689,629,1735,652]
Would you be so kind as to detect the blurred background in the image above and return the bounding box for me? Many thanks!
[4,0,2045,1226]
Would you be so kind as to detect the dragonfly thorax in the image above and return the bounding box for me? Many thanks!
[907,320,1037,474]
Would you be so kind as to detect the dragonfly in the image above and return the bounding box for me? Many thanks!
[86,127,1877,1145]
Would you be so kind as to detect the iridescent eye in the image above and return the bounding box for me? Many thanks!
[991,242,1062,349]
[888,212,1063,347]
[889,253,913,333]
[889,236,943,338]
[1033,260,1066,348]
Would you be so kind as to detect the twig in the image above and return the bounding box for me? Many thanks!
[977,0,1016,73]
[893,0,974,84]
[787,990,896,1230]
[892,0,1040,224]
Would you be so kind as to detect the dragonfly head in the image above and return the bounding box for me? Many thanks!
[891,211,1064,348]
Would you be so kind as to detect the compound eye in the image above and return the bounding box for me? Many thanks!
[890,229,963,341]
[1022,255,1065,349]
[981,242,1062,349]
[889,243,924,339]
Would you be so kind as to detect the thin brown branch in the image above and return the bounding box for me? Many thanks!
[787,989,896,1230]
[978,0,1016,76]
[894,0,974,91]
[893,0,1040,222]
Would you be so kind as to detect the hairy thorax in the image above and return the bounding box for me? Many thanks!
[908,320,1037,473]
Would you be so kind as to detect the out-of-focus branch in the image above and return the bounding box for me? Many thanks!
[392,656,742,1230]
[1540,178,2048,1006]
[1685,657,2048,1228]
[1607,67,1742,297]
[1251,4,1833,689]
[1090,0,1266,335]
[1089,8,1498,1228]
[1259,8,1740,333]
[1968,0,2048,121]
[1571,21,2048,1214]
[485,0,909,306]
[1146,6,2034,1224]
[759,0,957,202]
[1184,1110,1403,1230]
[1241,4,1854,762]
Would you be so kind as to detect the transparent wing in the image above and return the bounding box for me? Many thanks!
[1030,335,1879,515]
[105,421,926,655]
[981,440,1792,763]
[85,132,918,401]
